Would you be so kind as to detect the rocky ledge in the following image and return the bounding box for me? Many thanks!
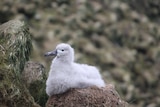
[46,84,128,107]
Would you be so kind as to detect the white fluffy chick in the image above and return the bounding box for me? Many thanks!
[45,43,105,96]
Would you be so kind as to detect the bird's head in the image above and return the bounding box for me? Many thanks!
[44,43,74,63]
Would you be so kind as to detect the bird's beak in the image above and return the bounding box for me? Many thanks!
[44,50,57,56]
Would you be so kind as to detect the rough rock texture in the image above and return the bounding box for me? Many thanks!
[22,61,48,107]
[22,61,46,87]
[46,84,128,107]
[0,20,39,107]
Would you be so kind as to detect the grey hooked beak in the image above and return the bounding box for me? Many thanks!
[44,50,57,56]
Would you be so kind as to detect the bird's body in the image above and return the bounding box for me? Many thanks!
[45,43,105,96]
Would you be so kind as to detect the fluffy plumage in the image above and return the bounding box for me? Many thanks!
[45,43,105,96]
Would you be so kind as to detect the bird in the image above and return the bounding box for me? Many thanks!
[44,43,105,96]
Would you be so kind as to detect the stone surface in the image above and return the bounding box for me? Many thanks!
[22,61,48,107]
[46,84,128,107]
[22,61,46,87]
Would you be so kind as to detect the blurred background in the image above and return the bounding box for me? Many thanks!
[0,0,160,107]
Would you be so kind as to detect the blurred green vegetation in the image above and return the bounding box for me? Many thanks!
[0,0,160,107]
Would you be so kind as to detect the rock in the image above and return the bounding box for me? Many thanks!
[22,61,46,87]
[0,20,39,107]
[46,84,128,107]
[22,61,48,107]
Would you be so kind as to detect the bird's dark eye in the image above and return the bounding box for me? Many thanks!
[61,49,64,51]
